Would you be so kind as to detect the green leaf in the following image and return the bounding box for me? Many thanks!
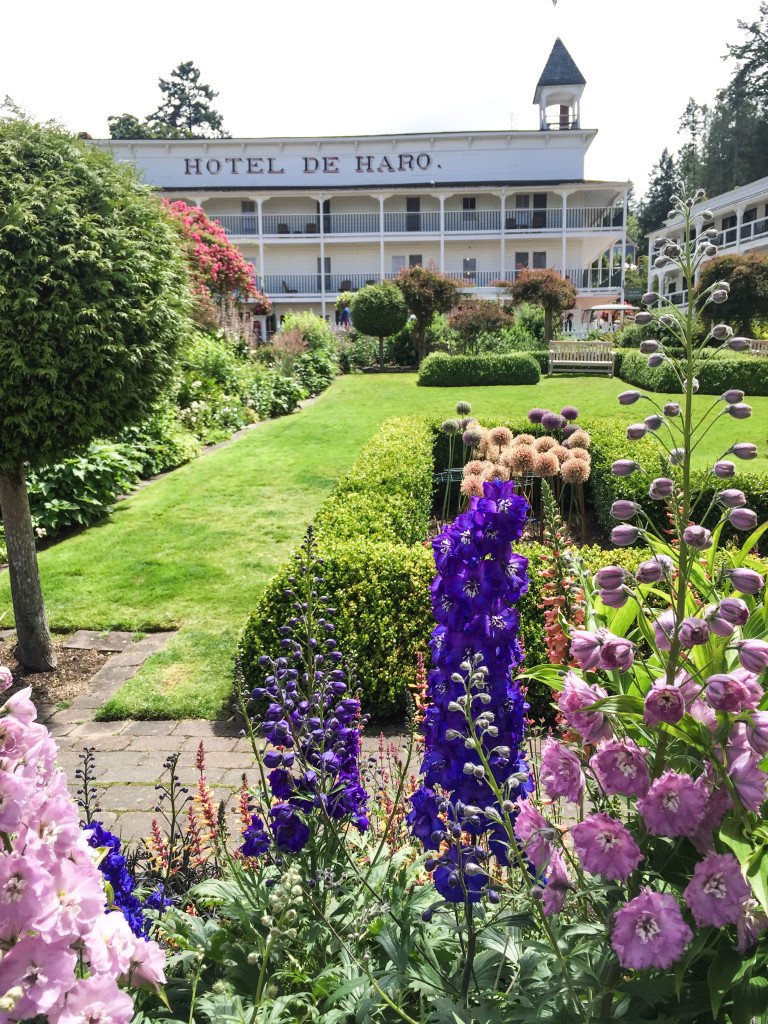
[707,947,749,1019]
[737,521,768,565]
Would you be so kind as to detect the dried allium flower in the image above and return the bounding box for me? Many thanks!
[462,428,484,448]
[441,419,460,435]
[460,475,485,498]
[561,458,590,484]
[511,432,536,446]
[551,444,571,464]
[462,460,486,478]
[568,448,590,464]
[509,444,536,475]
[483,463,510,482]
[488,426,512,448]
[568,430,591,449]
[533,451,559,477]
[533,435,558,453]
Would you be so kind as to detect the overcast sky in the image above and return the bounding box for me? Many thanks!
[3,0,763,196]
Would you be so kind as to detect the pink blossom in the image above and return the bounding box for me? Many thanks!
[0,768,34,831]
[684,852,751,928]
[611,889,693,970]
[0,851,55,942]
[598,636,635,672]
[514,798,556,874]
[0,935,76,1018]
[746,711,768,756]
[53,975,134,1024]
[558,672,611,744]
[689,784,732,854]
[727,747,768,813]
[706,672,758,713]
[44,860,108,943]
[20,796,82,867]
[643,684,685,727]
[652,609,676,650]
[542,849,570,917]
[86,910,137,978]
[591,738,650,797]
[637,771,708,837]
[569,629,603,670]
[539,739,585,803]
[4,685,36,724]
[735,899,768,953]
[0,665,12,691]
[125,937,166,991]
[571,813,643,882]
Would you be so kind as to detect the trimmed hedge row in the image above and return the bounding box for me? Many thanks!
[417,352,541,387]
[618,352,768,396]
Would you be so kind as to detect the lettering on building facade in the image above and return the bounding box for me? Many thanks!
[183,154,432,176]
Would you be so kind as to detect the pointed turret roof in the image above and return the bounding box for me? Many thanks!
[533,39,586,102]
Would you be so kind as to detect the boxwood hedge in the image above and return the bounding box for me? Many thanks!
[618,352,768,396]
[417,352,540,387]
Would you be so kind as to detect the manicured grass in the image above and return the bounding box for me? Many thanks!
[1,373,765,720]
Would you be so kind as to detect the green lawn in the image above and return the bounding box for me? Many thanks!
[2,373,766,720]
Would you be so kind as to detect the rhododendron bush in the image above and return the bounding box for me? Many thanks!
[162,200,271,321]
[0,668,165,1023]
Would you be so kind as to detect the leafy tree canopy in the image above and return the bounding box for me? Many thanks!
[350,283,408,366]
[693,252,768,336]
[108,62,229,140]
[507,269,577,343]
[448,299,515,355]
[393,265,459,364]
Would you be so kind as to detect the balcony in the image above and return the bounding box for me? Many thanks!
[263,273,382,295]
[211,206,624,238]
[714,216,768,250]
[564,267,622,292]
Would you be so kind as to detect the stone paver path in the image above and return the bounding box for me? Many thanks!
[22,630,410,848]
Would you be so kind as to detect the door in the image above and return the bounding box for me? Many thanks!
[533,194,547,229]
[406,197,420,232]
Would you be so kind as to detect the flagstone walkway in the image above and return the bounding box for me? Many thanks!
[22,630,408,848]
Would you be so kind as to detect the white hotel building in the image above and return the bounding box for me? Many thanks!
[647,176,768,307]
[103,40,630,332]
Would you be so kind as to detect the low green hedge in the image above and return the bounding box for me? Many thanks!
[618,352,768,396]
[417,352,540,387]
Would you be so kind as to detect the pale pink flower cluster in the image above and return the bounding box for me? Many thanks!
[0,672,165,1023]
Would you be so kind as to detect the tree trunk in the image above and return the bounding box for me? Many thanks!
[0,466,57,671]
[544,308,553,344]
[415,326,428,365]
[378,335,385,368]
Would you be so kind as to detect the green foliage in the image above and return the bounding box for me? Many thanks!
[417,352,541,387]
[637,148,679,244]
[618,351,768,396]
[280,310,337,356]
[507,269,577,343]
[447,299,515,355]
[0,117,192,473]
[25,442,142,536]
[514,302,547,343]
[109,61,228,139]
[114,405,202,477]
[693,252,768,335]
[393,265,460,363]
[350,283,408,342]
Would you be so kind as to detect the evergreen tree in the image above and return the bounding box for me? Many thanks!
[637,149,678,243]
[108,62,228,140]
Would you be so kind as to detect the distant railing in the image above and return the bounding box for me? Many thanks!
[444,210,501,232]
[213,214,259,235]
[383,211,440,232]
[564,267,623,291]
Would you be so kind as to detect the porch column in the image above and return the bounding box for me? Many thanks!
[500,192,506,280]
[736,205,745,255]
[319,192,326,318]
[439,194,445,273]
[560,192,568,276]
[620,190,628,304]
[379,195,386,280]
[256,198,265,288]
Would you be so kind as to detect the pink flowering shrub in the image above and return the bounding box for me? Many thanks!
[0,669,165,1023]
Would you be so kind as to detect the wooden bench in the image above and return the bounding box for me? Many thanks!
[548,340,615,377]
[749,339,768,357]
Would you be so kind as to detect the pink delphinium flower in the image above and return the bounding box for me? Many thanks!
[643,684,685,727]
[652,609,676,651]
[514,798,556,875]
[558,672,611,744]
[684,852,751,928]
[3,685,37,724]
[591,738,650,797]
[689,785,732,854]
[0,935,77,1019]
[53,975,134,1024]
[0,665,12,691]
[571,813,642,883]
[125,936,167,991]
[539,739,585,803]
[611,889,693,970]
[542,849,570,917]
[86,908,138,978]
[598,636,635,672]
[637,770,708,837]
[746,711,768,756]
[569,629,604,671]
[735,899,768,954]
[727,746,768,813]
[706,672,756,713]
[0,852,56,942]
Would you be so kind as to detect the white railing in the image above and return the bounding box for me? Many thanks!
[383,210,440,232]
[564,267,623,291]
[713,217,768,249]
[450,270,504,286]
[213,214,259,235]
[444,210,501,232]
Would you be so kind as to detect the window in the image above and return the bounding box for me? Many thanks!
[744,207,757,223]
[533,194,547,209]
[515,195,530,209]
[533,194,547,229]
[532,252,547,269]
[515,252,529,269]
[391,256,405,274]
[241,200,255,213]
[409,254,423,267]
[462,197,476,210]
[462,257,477,281]
[722,214,737,230]
[406,197,420,232]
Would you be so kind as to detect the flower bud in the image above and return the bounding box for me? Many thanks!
[706,673,749,713]
[653,237,666,251]
[712,324,733,340]
[703,604,735,638]
[728,337,751,352]
[731,443,757,460]
[704,228,718,239]
[635,311,653,325]
[612,459,640,477]
[734,639,768,674]
[721,389,745,403]
[441,419,460,434]
[648,353,665,368]
[644,684,685,727]
[717,280,731,292]
[601,587,629,608]
[594,566,626,591]
[669,448,687,465]
[705,244,718,257]
[726,567,765,594]
[718,489,746,508]
[611,499,639,520]
[712,289,728,303]
[684,377,700,393]
[713,460,736,478]
[635,559,665,584]
[463,428,484,448]
[664,243,681,257]
[678,616,710,648]
[618,390,641,405]
[649,477,674,499]
[612,525,640,546]
[719,598,750,626]
[663,401,681,417]
[729,508,758,531]
[640,340,660,354]
[641,291,659,305]
[644,414,664,431]
[727,403,752,420]
[627,423,648,440]
[683,524,713,550]
[654,256,669,269]
[702,210,714,221]
[659,314,676,327]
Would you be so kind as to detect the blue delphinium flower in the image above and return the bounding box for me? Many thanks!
[241,813,272,858]
[409,479,533,902]
[240,529,368,859]
[84,821,148,936]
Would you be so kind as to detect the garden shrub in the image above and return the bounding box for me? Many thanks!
[115,405,202,477]
[618,351,768,395]
[417,352,540,387]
